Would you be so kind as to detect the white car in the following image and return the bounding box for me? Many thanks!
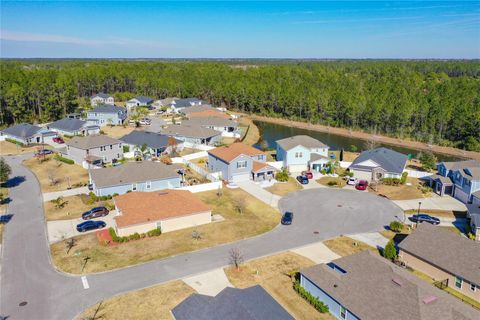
[347,177,358,185]
[139,118,151,125]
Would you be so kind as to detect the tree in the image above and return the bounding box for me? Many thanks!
[383,240,397,261]
[418,151,437,171]
[364,137,378,150]
[51,196,68,209]
[389,221,403,233]
[0,158,11,183]
[167,136,178,156]
[232,197,246,215]
[229,247,244,271]
[350,145,358,153]
[47,170,59,186]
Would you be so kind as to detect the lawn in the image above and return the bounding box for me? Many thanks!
[404,209,466,219]
[0,186,8,214]
[44,194,113,221]
[323,236,378,257]
[50,188,280,274]
[100,125,135,139]
[224,252,334,320]
[316,176,347,188]
[329,150,359,162]
[76,280,195,320]
[238,116,260,146]
[23,155,89,192]
[178,147,199,157]
[265,178,302,196]
[371,177,432,200]
[0,141,44,155]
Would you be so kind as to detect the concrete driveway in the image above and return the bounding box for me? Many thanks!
[47,213,116,243]
[236,181,281,208]
[393,196,467,211]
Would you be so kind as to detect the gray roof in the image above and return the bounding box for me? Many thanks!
[181,105,216,114]
[473,190,480,199]
[120,130,180,150]
[398,223,480,285]
[301,251,479,320]
[276,135,328,151]
[349,147,408,175]
[91,104,126,114]
[89,161,180,188]
[172,285,293,320]
[440,160,480,171]
[173,98,202,108]
[130,96,153,104]
[160,124,221,139]
[91,92,112,99]
[429,174,453,185]
[182,117,237,128]
[66,135,121,150]
[48,118,89,132]
[309,153,329,162]
[471,213,480,227]
[1,123,42,138]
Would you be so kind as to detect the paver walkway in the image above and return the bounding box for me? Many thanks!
[183,268,233,296]
[348,232,390,250]
[43,186,89,202]
[291,241,340,264]
[393,196,467,211]
[236,181,281,209]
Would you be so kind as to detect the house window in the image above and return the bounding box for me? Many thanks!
[340,306,347,319]
[146,181,151,189]
[237,160,247,169]
[455,276,463,289]
[110,145,113,150]
[132,183,137,191]
[471,283,476,292]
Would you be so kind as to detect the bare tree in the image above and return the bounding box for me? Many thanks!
[48,170,59,186]
[232,197,246,215]
[191,228,202,240]
[229,247,244,271]
[65,238,77,254]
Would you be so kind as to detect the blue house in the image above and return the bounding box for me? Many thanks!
[276,135,329,173]
[86,104,127,127]
[432,160,480,203]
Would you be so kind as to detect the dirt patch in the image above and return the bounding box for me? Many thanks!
[371,178,432,200]
[101,125,136,139]
[0,141,46,155]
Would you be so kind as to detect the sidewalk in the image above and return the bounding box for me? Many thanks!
[348,232,389,250]
[393,196,467,211]
[43,186,89,202]
[236,181,281,209]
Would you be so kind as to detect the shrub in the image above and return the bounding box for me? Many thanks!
[112,193,119,197]
[382,178,401,186]
[89,192,98,202]
[350,145,358,153]
[293,279,329,313]
[275,168,289,182]
[418,151,437,171]
[6,138,25,147]
[327,180,338,186]
[389,221,403,233]
[147,228,162,237]
[54,154,74,165]
[123,145,130,153]
[105,202,115,211]
[400,172,408,185]
[383,240,397,261]
[108,227,161,243]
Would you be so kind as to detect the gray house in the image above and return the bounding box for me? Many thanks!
[86,104,127,127]
[182,117,239,137]
[120,130,183,157]
[160,124,221,147]
[90,93,114,106]
[0,123,58,146]
[169,98,203,113]
[126,96,154,112]
[348,147,407,181]
[89,161,181,196]
[65,135,123,167]
[47,118,100,137]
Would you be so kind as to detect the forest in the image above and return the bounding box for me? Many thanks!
[0,59,479,151]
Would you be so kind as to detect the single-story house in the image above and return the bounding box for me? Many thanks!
[86,104,127,127]
[152,97,179,110]
[300,250,479,320]
[348,147,407,181]
[65,135,123,167]
[113,189,211,236]
[90,93,114,106]
[181,105,220,116]
[89,161,181,196]
[276,135,330,172]
[169,98,204,113]
[119,130,183,157]
[126,96,154,112]
[181,117,239,137]
[160,124,221,147]
[47,118,100,137]
[398,223,480,302]
[172,285,293,320]
[207,142,276,182]
[0,123,58,146]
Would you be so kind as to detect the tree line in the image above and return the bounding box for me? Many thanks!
[0,59,479,151]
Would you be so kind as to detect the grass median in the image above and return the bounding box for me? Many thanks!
[44,194,113,221]
[265,177,302,196]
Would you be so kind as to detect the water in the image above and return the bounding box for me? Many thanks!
[254,121,461,162]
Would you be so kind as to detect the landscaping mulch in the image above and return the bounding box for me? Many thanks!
[96,229,118,246]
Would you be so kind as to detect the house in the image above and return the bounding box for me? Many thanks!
[0,123,58,146]
[86,104,127,127]
[207,142,276,182]
[152,97,179,110]
[181,117,239,138]
[160,124,222,147]
[276,135,330,172]
[348,147,407,181]
[89,161,181,196]
[126,96,153,112]
[47,118,100,137]
[172,285,293,320]
[300,250,479,320]
[65,135,123,167]
[467,191,480,241]
[180,105,219,116]
[169,98,204,113]
[90,93,114,106]
[113,190,211,236]
[188,109,231,120]
[398,223,480,302]
[119,130,183,157]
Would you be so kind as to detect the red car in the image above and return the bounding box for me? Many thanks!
[53,137,64,144]
[302,171,313,179]
[355,180,369,191]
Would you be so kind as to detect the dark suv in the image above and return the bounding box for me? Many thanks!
[409,214,440,225]
[281,212,293,225]
[82,207,109,220]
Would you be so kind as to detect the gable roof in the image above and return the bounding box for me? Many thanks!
[66,135,121,149]
[129,96,153,104]
[181,105,217,115]
[91,104,125,114]
[119,130,180,150]
[301,251,479,320]
[276,135,328,151]
[440,160,480,171]
[89,161,180,188]
[208,143,265,163]
[182,117,237,128]
[172,285,293,320]
[91,92,112,99]
[1,123,42,138]
[48,118,89,132]
[398,223,480,285]
[349,147,408,174]
[160,124,220,139]
[188,110,231,120]
[252,160,277,173]
[173,98,203,108]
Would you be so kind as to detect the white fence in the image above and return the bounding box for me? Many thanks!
[267,161,283,170]
[182,142,215,151]
[182,151,208,161]
[179,181,222,193]
[404,169,432,179]
[339,161,352,168]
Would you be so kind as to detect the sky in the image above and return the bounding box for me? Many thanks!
[1,1,479,59]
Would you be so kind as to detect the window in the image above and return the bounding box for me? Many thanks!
[455,276,463,289]
[237,160,247,169]
[110,145,113,150]
[132,183,137,191]
[146,181,151,189]
[471,283,476,292]
[340,306,347,319]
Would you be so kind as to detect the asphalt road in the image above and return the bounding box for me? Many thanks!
[0,155,403,320]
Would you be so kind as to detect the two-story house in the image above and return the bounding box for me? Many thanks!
[276,135,330,173]
[432,160,480,203]
[47,118,100,137]
[126,96,153,112]
[65,135,123,167]
[90,93,114,106]
[86,104,127,127]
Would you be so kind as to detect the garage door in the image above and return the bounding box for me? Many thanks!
[231,173,251,183]
[353,170,372,181]
[289,164,308,173]
[454,188,469,203]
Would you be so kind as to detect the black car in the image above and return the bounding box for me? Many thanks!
[281,212,293,225]
[82,206,109,220]
[296,175,309,185]
[409,214,440,225]
[76,220,106,232]
[35,149,53,156]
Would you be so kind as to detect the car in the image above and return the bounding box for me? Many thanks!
[409,214,440,225]
[34,149,53,157]
[139,118,151,125]
[53,137,64,144]
[76,220,106,232]
[296,175,309,185]
[281,211,293,225]
[82,206,109,220]
[128,119,137,126]
[355,180,369,190]
[87,183,94,191]
[302,171,313,179]
[346,177,358,185]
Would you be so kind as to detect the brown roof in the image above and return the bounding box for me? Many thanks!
[208,143,265,163]
[252,161,277,173]
[188,110,231,119]
[66,134,121,149]
[114,190,211,228]
[399,223,480,285]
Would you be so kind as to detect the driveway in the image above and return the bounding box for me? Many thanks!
[393,196,467,211]
[236,180,281,208]
[47,214,116,243]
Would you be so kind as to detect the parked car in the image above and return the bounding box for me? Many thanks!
[76,220,106,232]
[302,171,313,179]
[296,175,309,185]
[53,137,64,144]
[34,149,53,157]
[139,118,151,125]
[87,183,94,191]
[82,206,109,220]
[409,214,440,225]
[355,180,368,190]
[281,211,293,225]
[346,177,358,185]
[128,119,137,126]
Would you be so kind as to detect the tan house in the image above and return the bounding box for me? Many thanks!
[113,190,212,236]
[398,223,480,302]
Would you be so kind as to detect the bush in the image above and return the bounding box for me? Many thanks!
[383,240,397,261]
[54,154,74,165]
[123,145,130,153]
[327,180,338,186]
[275,168,289,182]
[350,145,358,153]
[382,178,401,186]
[293,279,329,313]
[108,227,162,243]
[400,172,408,185]
[105,202,115,211]
[389,221,403,233]
[418,151,437,171]
[6,138,25,147]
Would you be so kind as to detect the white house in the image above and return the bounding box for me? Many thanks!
[90,93,114,106]
[126,96,153,112]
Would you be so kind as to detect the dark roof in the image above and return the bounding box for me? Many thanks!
[172,285,293,320]
[301,251,479,320]
[48,118,88,132]
[429,174,453,185]
[276,135,328,151]
[160,124,220,139]
[66,135,122,150]
[91,92,112,99]
[130,96,153,104]
[173,98,202,108]
[1,123,42,138]
[349,147,408,174]
[398,223,480,285]
[440,160,480,171]
[119,130,180,150]
[91,104,125,114]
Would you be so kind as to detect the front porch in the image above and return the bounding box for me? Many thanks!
[252,161,277,182]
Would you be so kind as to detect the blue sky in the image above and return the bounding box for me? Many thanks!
[1,1,479,58]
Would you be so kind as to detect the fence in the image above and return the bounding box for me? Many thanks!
[178,181,222,193]
[404,169,432,179]
[182,142,215,151]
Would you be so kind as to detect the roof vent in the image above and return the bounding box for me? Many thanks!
[392,278,403,287]
[422,296,437,305]
[327,262,347,275]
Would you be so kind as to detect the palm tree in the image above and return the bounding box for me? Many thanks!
[134,143,151,160]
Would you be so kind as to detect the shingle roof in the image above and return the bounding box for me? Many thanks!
[349,147,408,174]
[114,190,211,228]
[48,118,88,132]
[429,174,454,185]
[182,117,237,128]
[91,104,125,114]
[89,161,180,188]
[252,160,276,173]
[188,110,231,120]
[91,92,112,99]
[119,130,180,150]
[172,285,294,320]
[66,135,121,150]
[173,98,202,108]
[160,124,220,139]
[301,251,479,320]
[130,96,153,104]
[208,143,265,163]
[441,160,480,171]
[462,167,480,180]
[473,190,480,198]
[1,123,42,138]
[181,105,216,115]
[309,153,329,162]
[276,135,328,151]
[398,223,480,285]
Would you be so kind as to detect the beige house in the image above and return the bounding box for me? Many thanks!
[113,190,211,236]
[398,223,480,302]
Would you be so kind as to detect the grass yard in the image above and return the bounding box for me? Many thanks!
[100,125,135,139]
[44,194,113,221]
[77,280,194,320]
[316,176,347,188]
[329,150,359,162]
[224,252,334,320]
[178,147,199,157]
[266,177,302,196]
[323,236,378,257]
[51,188,280,274]
[238,116,260,146]
[372,177,432,200]
[0,141,45,155]
[23,155,89,192]
[0,186,8,214]
[404,209,466,219]
[221,137,237,145]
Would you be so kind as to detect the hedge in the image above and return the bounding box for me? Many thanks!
[5,138,25,147]
[54,154,74,165]
[389,221,403,233]
[108,227,161,243]
[293,279,329,313]
[382,177,401,186]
